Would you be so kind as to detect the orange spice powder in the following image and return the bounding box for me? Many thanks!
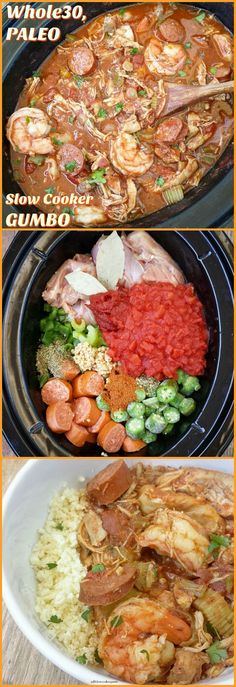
[103,369,137,412]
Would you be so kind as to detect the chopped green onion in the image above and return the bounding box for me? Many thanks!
[94,648,103,665]
[49,615,62,624]
[130,47,139,55]
[210,66,217,75]
[156,176,165,187]
[81,608,91,622]
[32,70,41,77]
[28,155,45,166]
[76,654,87,664]
[88,168,107,185]
[119,8,126,15]
[25,116,31,124]
[64,208,74,216]
[97,107,108,119]
[45,186,55,194]
[138,89,147,97]
[64,161,78,172]
[115,102,124,113]
[74,75,85,87]
[52,136,64,146]
[69,115,75,124]
[30,97,37,107]
[91,563,105,573]
[185,58,192,64]
[185,41,192,49]
[55,522,63,531]
[47,562,57,569]
[178,70,187,77]
[110,615,123,628]
[195,11,206,23]
[208,534,230,555]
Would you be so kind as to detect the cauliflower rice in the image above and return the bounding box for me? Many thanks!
[31,487,97,662]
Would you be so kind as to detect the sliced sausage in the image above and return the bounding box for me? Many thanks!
[68,46,95,76]
[87,459,132,505]
[90,410,110,434]
[155,117,183,144]
[159,18,185,43]
[101,508,134,545]
[122,437,146,453]
[65,421,90,446]
[72,371,104,398]
[46,401,74,433]
[79,563,136,606]
[42,378,72,405]
[59,359,80,381]
[98,421,126,454]
[72,397,101,427]
[58,143,84,176]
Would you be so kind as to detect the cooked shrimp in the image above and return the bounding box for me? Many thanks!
[110,132,154,176]
[156,468,234,517]
[138,509,209,573]
[6,107,54,155]
[99,596,192,682]
[138,486,225,535]
[144,38,186,76]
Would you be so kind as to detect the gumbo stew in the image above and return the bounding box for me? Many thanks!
[7,3,234,225]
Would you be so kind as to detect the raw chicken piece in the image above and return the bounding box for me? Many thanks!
[42,254,96,321]
[166,649,209,684]
[122,232,185,285]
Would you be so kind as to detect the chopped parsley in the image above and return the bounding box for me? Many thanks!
[64,161,78,172]
[140,650,149,661]
[208,534,230,558]
[115,102,124,113]
[28,155,45,166]
[74,75,85,87]
[25,116,31,124]
[91,563,106,573]
[81,608,91,622]
[97,107,108,119]
[49,615,62,624]
[210,66,217,75]
[178,70,187,77]
[206,641,228,665]
[64,208,74,216]
[119,8,126,16]
[195,11,206,23]
[30,97,37,107]
[76,654,87,664]
[45,186,55,194]
[94,649,103,665]
[69,115,75,124]
[185,41,192,49]
[156,176,165,187]
[88,168,107,186]
[138,89,147,97]
[130,47,139,55]
[110,615,124,629]
[47,562,57,569]
[32,70,41,77]
[55,522,63,531]
[52,136,64,146]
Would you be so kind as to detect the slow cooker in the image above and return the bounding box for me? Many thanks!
[2,230,234,457]
[2,2,234,229]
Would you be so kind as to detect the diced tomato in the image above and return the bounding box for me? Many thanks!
[90,282,208,380]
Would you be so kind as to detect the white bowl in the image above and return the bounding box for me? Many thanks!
[3,458,234,685]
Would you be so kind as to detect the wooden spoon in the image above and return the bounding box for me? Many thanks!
[162,80,234,116]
